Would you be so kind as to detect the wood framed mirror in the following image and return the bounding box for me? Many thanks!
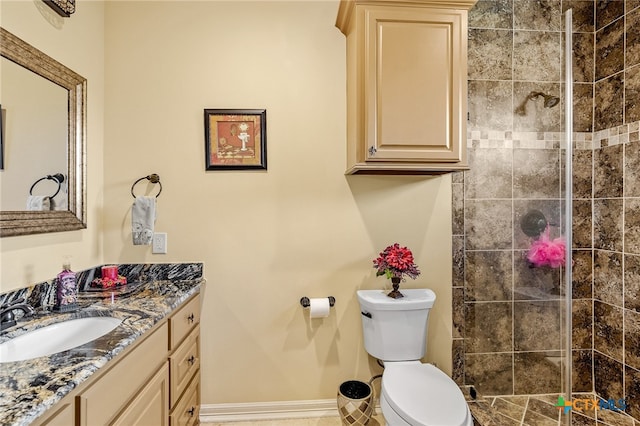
[0,27,86,237]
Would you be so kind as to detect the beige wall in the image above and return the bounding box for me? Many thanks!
[0,0,454,405]
[0,0,105,292]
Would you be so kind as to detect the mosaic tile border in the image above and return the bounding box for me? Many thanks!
[467,120,640,150]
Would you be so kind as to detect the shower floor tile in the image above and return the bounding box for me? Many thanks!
[469,393,638,426]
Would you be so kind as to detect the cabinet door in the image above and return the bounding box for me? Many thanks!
[111,363,169,426]
[364,6,466,163]
[32,402,74,426]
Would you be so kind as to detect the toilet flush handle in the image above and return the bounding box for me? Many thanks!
[361,311,372,319]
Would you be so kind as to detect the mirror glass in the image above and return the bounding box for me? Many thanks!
[0,27,86,237]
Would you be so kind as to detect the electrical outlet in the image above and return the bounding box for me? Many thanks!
[152,232,167,254]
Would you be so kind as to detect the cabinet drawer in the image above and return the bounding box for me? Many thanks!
[169,295,200,350]
[170,373,200,426]
[78,322,168,426]
[170,325,200,409]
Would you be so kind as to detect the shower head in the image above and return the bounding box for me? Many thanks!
[528,91,560,108]
[514,91,560,116]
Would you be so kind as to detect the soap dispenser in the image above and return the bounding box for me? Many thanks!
[55,262,78,311]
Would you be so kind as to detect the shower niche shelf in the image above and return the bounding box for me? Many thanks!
[336,0,477,175]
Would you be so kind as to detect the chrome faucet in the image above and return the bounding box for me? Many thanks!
[0,298,35,331]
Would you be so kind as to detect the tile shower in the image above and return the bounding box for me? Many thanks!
[451,0,640,422]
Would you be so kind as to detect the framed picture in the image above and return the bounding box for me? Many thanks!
[204,109,267,171]
[43,0,76,17]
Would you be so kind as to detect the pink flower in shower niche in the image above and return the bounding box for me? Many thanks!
[527,227,566,268]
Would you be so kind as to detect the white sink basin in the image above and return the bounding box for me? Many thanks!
[0,316,122,363]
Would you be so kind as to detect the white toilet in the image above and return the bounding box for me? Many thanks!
[357,289,472,426]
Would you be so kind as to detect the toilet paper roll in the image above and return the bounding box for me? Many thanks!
[308,298,331,318]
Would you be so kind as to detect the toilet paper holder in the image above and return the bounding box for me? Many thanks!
[300,296,335,308]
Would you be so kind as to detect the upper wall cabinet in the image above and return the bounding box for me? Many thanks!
[336,0,477,174]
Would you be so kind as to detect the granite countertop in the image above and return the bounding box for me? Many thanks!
[0,277,203,426]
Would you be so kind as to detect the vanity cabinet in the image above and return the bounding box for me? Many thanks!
[336,0,477,174]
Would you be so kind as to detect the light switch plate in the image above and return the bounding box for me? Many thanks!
[152,232,167,254]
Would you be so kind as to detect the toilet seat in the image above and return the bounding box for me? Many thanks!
[381,362,470,426]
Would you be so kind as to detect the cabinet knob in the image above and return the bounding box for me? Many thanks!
[368,146,377,156]
[188,355,195,365]
[188,407,195,417]
[187,313,195,323]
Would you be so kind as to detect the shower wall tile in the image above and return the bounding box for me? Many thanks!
[573,32,595,83]
[625,66,640,123]
[513,301,561,351]
[572,250,593,299]
[626,140,640,197]
[625,199,640,254]
[626,7,640,68]
[594,301,624,362]
[468,0,513,29]
[464,250,513,301]
[514,0,562,30]
[596,0,625,30]
[465,353,513,395]
[624,254,640,312]
[625,366,640,420]
[465,148,512,199]
[453,236,465,286]
[594,351,624,401]
[514,352,562,394]
[595,18,625,80]
[629,0,640,12]
[573,299,593,349]
[468,29,513,80]
[513,82,562,132]
[453,287,465,338]
[574,83,594,132]
[593,198,623,251]
[513,255,562,299]
[468,80,513,131]
[594,144,623,197]
[465,200,513,250]
[594,73,624,131]
[573,149,593,198]
[452,338,464,385]
[625,309,640,369]
[573,350,594,392]
[564,0,595,32]
[573,199,593,248]
[594,250,623,306]
[452,183,464,235]
[513,149,560,198]
[513,31,562,82]
[464,301,513,352]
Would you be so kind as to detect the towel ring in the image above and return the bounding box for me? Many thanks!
[131,174,162,198]
[30,173,65,198]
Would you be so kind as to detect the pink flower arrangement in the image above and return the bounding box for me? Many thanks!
[373,243,421,280]
[527,227,566,268]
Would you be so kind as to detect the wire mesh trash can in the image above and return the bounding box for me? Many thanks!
[337,380,374,425]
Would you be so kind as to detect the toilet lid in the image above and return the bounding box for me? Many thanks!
[382,363,469,426]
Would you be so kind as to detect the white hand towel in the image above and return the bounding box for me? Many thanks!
[132,196,156,245]
[26,195,51,211]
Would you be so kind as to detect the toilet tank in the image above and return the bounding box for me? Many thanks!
[357,289,436,362]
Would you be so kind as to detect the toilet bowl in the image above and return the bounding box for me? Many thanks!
[380,362,472,426]
[357,289,471,426]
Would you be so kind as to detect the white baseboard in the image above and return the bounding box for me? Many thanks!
[200,399,380,423]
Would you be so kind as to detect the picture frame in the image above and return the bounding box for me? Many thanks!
[0,104,4,170]
[43,0,76,17]
[204,109,267,171]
